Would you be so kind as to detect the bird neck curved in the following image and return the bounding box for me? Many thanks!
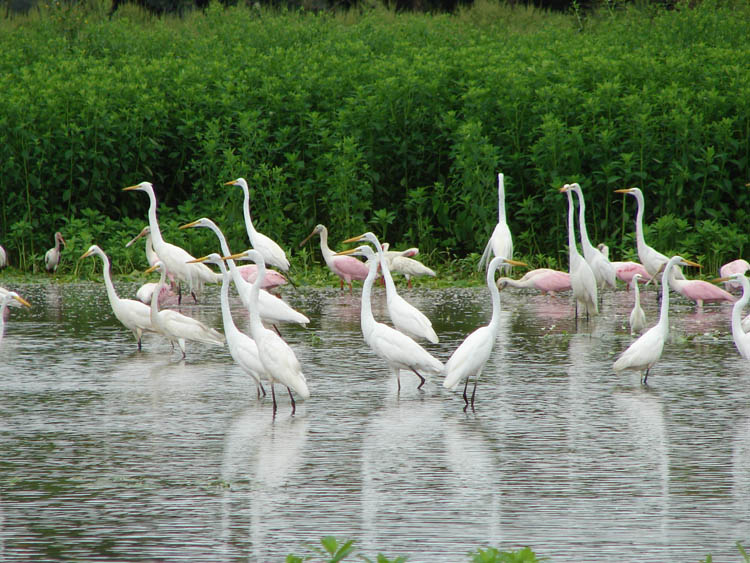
[575,189,593,251]
[145,235,158,266]
[566,190,577,260]
[377,248,397,297]
[487,265,502,331]
[360,260,379,334]
[658,263,673,326]
[318,229,335,266]
[98,252,119,306]
[248,260,266,334]
[633,193,647,252]
[241,185,257,238]
[151,268,167,316]
[732,279,750,334]
[146,191,165,246]
[217,266,238,337]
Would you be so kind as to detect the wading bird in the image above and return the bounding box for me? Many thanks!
[221,249,309,414]
[497,268,571,296]
[45,231,66,272]
[123,182,218,303]
[225,178,290,272]
[560,185,598,318]
[629,274,647,335]
[479,172,513,271]
[135,282,179,307]
[613,256,699,384]
[190,253,267,398]
[300,224,369,292]
[81,245,156,350]
[567,183,616,288]
[0,290,30,344]
[667,267,735,309]
[144,261,225,358]
[719,259,750,291]
[180,218,307,329]
[596,244,651,286]
[714,273,750,359]
[344,232,438,344]
[0,287,27,321]
[382,245,436,287]
[337,244,444,390]
[444,255,526,410]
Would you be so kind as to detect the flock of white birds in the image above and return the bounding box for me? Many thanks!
[2,174,750,413]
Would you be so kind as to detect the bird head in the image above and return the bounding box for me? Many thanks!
[125,226,150,248]
[299,224,326,247]
[179,218,214,231]
[1,291,31,309]
[79,245,101,260]
[122,181,154,195]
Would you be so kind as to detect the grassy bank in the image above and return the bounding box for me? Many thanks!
[1,0,749,278]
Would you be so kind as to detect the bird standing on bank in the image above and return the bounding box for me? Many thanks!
[300,224,369,292]
[45,231,66,272]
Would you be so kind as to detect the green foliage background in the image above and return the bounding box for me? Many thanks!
[1,0,749,277]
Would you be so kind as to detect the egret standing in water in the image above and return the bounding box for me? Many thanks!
[629,273,647,335]
[299,224,369,292]
[613,256,700,384]
[45,232,66,272]
[479,172,513,271]
[560,185,598,318]
[567,183,616,288]
[443,255,527,410]
[715,273,750,359]
[0,291,30,344]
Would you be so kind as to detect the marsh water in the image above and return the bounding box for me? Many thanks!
[1,280,749,562]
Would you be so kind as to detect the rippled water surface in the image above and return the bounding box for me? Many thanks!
[1,281,749,561]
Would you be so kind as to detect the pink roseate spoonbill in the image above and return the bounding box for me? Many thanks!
[224,178,290,272]
[560,185,598,318]
[614,187,685,282]
[220,249,308,415]
[190,254,267,398]
[614,256,700,384]
[714,273,750,359]
[135,282,179,308]
[336,244,444,391]
[81,245,156,350]
[45,231,66,272]
[178,218,287,290]
[497,268,571,296]
[629,274,647,335]
[300,224,368,292]
[719,259,750,291]
[597,244,652,286]
[667,266,734,309]
[123,182,218,303]
[144,261,225,359]
[444,255,527,410]
[382,244,436,287]
[0,290,30,344]
[343,232,438,344]
[567,183,616,288]
[479,172,513,272]
[180,218,307,329]
[0,245,7,268]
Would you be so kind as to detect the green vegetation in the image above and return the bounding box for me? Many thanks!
[1,0,749,282]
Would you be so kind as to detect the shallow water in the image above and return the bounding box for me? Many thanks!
[0,280,749,561]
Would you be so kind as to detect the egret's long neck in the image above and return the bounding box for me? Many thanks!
[566,190,577,261]
[374,239,397,298]
[248,259,266,335]
[216,262,237,337]
[241,184,257,239]
[497,173,507,224]
[151,267,167,316]
[318,228,335,268]
[633,278,641,305]
[0,299,7,337]
[732,278,750,336]
[145,235,158,267]
[98,252,119,307]
[487,265,502,332]
[146,189,165,246]
[658,262,673,329]
[633,192,647,254]
[360,259,379,335]
[575,188,593,252]
[206,223,246,292]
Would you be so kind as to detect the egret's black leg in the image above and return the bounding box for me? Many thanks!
[288,387,296,415]
[411,369,426,390]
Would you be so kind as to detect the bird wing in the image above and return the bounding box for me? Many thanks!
[114,299,154,331]
[257,290,309,325]
[443,326,493,390]
[388,294,438,343]
[534,270,571,293]
[257,331,309,398]
[159,310,225,345]
[391,256,436,278]
[613,325,664,372]
[367,322,443,375]
[332,255,370,281]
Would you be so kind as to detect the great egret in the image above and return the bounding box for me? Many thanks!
[0,290,30,344]
[220,249,309,414]
[382,245,436,287]
[719,259,750,291]
[299,224,369,292]
[560,185,598,318]
[225,178,290,272]
[127,226,178,301]
[614,187,685,281]
[81,245,156,350]
[123,182,218,303]
[0,245,7,268]
[497,268,571,296]
[190,253,267,397]
[567,183,616,288]
[613,255,700,384]
[144,261,225,358]
[45,231,66,272]
[629,273,647,335]
[180,218,308,328]
[443,255,526,409]
[666,267,735,309]
[0,287,27,321]
[479,172,513,271]
[126,226,160,269]
[715,273,750,358]
[343,232,438,344]
[597,244,652,286]
[336,244,444,390]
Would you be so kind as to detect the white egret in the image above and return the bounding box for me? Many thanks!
[337,244,444,390]
[614,187,685,281]
[560,185,598,318]
[300,224,369,292]
[180,218,308,328]
[225,178,290,272]
[221,249,309,414]
[344,232,438,344]
[613,255,699,384]
[123,182,218,303]
[144,261,225,358]
[567,183,616,288]
[190,253,267,397]
[479,172,513,271]
[0,287,27,321]
[81,245,156,350]
[0,245,7,268]
[443,255,526,409]
[714,273,750,358]
[0,290,30,344]
[45,231,66,272]
[629,273,647,335]
[126,226,160,269]
[381,244,436,287]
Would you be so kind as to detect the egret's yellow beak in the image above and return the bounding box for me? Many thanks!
[187,255,209,264]
[682,259,701,268]
[713,276,731,284]
[122,185,140,191]
[224,180,238,186]
[80,249,94,260]
[14,295,31,308]
[614,187,635,194]
[342,234,367,244]
[503,259,528,267]
[144,264,159,274]
[221,252,245,261]
[335,248,359,256]
[179,220,200,230]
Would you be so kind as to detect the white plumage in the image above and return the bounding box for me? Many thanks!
[479,173,513,272]
[560,185,598,318]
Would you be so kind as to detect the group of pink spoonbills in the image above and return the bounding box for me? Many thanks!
[2,175,750,413]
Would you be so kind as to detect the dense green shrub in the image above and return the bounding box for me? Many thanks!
[0,0,749,275]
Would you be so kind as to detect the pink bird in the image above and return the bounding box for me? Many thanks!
[136,282,179,307]
[596,243,651,286]
[667,267,736,308]
[300,224,369,292]
[719,259,750,291]
[497,268,571,296]
[233,263,288,291]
